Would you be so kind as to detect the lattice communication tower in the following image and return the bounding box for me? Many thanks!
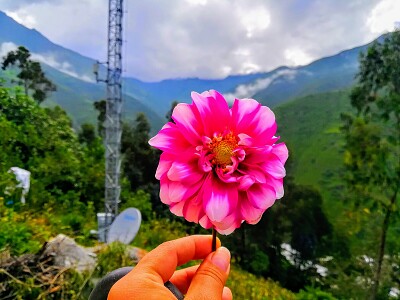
[94,0,124,242]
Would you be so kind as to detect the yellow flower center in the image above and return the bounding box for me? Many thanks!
[210,132,238,167]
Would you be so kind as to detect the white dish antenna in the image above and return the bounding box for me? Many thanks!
[107,208,142,244]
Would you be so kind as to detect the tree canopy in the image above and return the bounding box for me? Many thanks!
[342,30,400,299]
[1,46,56,104]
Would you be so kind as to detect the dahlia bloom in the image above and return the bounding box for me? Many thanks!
[149,90,288,234]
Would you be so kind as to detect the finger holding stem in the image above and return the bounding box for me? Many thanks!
[212,227,217,252]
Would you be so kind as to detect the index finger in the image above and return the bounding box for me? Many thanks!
[133,235,221,283]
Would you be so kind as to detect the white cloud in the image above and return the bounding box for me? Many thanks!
[31,52,95,82]
[4,9,36,28]
[0,0,387,81]
[367,0,400,33]
[185,0,208,6]
[0,42,18,58]
[224,69,297,103]
[284,48,313,66]
[239,6,271,38]
[0,42,94,82]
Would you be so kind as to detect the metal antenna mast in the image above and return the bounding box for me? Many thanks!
[105,0,123,241]
[94,0,124,242]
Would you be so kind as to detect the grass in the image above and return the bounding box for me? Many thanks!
[228,266,296,299]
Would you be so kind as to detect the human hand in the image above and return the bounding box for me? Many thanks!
[108,235,232,300]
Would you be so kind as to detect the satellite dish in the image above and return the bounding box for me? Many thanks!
[107,208,142,244]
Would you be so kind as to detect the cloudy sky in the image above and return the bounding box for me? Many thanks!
[1,0,399,82]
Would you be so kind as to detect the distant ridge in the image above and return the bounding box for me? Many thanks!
[0,10,388,129]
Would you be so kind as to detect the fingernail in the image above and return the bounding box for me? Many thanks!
[211,246,230,272]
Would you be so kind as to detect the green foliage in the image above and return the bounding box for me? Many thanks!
[223,179,336,292]
[166,100,178,122]
[0,201,42,255]
[132,218,190,250]
[121,113,158,191]
[1,46,56,104]
[120,187,153,220]
[78,123,96,145]
[227,266,296,300]
[274,90,351,218]
[247,246,270,275]
[296,286,337,300]
[93,100,106,137]
[342,29,400,297]
[0,86,105,209]
[94,242,137,278]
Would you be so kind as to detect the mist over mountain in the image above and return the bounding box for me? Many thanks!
[0,10,383,129]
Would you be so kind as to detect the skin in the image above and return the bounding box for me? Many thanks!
[108,235,233,300]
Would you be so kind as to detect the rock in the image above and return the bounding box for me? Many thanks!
[43,234,97,272]
[126,246,147,262]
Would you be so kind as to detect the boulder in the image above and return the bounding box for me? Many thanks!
[43,234,97,272]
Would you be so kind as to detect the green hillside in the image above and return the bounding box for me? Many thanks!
[274,90,352,221]
[0,65,165,131]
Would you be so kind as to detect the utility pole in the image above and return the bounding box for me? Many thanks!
[94,0,123,242]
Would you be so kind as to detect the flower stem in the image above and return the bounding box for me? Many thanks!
[212,228,217,252]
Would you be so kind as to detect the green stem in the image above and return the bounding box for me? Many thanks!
[212,228,217,252]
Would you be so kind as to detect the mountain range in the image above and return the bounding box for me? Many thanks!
[0,10,380,130]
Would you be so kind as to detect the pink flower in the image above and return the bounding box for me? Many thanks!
[149,90,288,234]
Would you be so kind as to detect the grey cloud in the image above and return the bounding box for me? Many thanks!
[1,0,62,10]
[0,0,392,81]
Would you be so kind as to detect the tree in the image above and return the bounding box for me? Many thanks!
[2,46,56,104]
[78,123,105,209]
[94,100,106,138]
[342,30,400,299]
[166,101,178,122]
[121,113,158,191]
[78,123,97,146]
[0,87,83,206]
[120,113,161,215]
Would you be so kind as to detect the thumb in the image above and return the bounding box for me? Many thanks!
[185,247,231,300]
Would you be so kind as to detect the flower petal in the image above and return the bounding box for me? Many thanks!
[271,143,289,164]
[266,176,284,199]
[231,98,277,145]
[244,146,273,164]
[231,98,261,130]
[216,167,239,183]
[161,175,203,204]
[260,154,286,179]
[170,200,185,217]
[203,174,238,222]
[172,103,203,145]
[213,213,241,235]
[155,153,173,180]
[191,91,230,136]
[247,184,276,210]
[169,180,202,203]
[167,161,204,182]
[238,175,255,191]
[240,194,265,225]
[183,196,204,223]
[238,163,266,183]
[160,175,172,204]
[199,214,213,229]
[149,123,192,154]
